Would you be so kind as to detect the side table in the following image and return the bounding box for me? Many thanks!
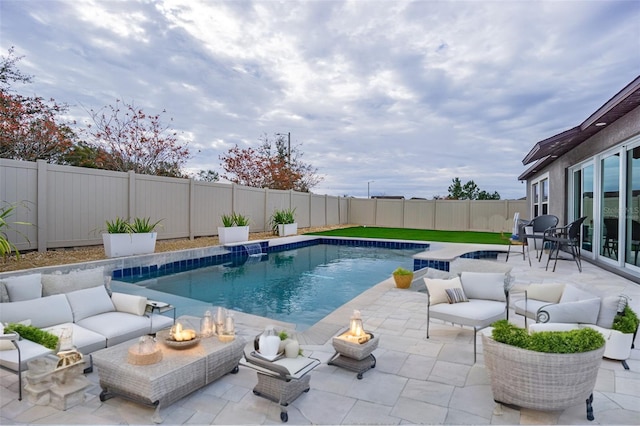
[146,300,176,332]
[328,329,378,379]
[240,343,320,422]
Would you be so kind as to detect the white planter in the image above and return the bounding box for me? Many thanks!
[102,232,157,258]
[277,223,298,236]
[603,331,634,360]
[217,226,249,245]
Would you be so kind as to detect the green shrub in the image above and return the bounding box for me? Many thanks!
[491,319,604,354]
[105,217,131,233]
[221,212,250,227]
[392,267,413,276]
[269,208,296,233]
[0,201,33,260]
[4,323,59,350]
[129,217,162,233]
[613,305,640,334]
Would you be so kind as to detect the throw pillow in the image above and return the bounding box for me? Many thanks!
[111,292,147,316]
[2,273,42,301]
[424,277,462,305]
[596,295,622,329]
[42,266,106,296]
[445,287,469,304]
[539,298,601,324]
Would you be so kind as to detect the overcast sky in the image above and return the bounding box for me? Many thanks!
[2,0,639,199]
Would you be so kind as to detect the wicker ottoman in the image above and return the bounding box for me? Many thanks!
[328,330,378,379]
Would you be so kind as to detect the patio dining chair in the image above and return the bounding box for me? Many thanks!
[543,216,588,272]
[524,214,559,262]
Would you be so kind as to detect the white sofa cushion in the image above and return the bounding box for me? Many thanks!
[460,272,506,302]
[65,286,115,322]
[513,299,556,319]
[0,338,53,371]
[525,283,565,303]
[42,267,106,296]
[77,311,158,346]
[429,299,506,328]
[43,323,107,354]
[559,284,595,303]
[538,298,601,324]
[111,292,147,316]
[0,294,73,328]
[1,273,42,301]
[424,277,463,305]
[0,281,10,303]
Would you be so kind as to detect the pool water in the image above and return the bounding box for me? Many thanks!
[129,244,421,330]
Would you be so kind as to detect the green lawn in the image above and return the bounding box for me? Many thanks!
[305,226,509,245]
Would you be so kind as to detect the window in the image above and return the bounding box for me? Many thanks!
[530,174,549,218]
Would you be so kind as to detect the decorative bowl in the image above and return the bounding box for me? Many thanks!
[157,329,201,349]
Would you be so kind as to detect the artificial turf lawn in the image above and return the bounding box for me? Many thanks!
[305,226,509,245]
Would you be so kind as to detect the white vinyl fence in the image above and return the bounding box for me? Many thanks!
[1,158,526,252]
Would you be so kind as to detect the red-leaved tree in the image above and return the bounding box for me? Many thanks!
[83,99,190,177]
[0,47,76,162]
[220,133,321,192]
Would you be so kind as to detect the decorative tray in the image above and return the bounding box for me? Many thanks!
[157,329,201,349]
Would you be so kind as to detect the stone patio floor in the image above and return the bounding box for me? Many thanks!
[1,244,639,425]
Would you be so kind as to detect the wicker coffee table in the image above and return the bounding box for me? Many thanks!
[240,343,320,422]
[93,321,245,423]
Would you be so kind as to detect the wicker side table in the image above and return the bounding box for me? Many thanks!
[240,344,320,423]
[328,330,378,379]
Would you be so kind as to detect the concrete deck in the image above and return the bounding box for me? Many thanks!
[1,244,639,425]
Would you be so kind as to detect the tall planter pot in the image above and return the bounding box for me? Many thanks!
[482,334,604,419]
[102,232,157,258]
[277,223,298,237]
[217,226,250,245]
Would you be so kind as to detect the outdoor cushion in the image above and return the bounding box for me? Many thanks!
[0,338,54,371]
[43,322,106,354]
[0,294,73,328]
[459,272,506,302]
[65,285,115,322]
[42,267,105,296]
[1,273,42,301]
[596,295,622,329]
[559,284,595,303]
[525,283,565,303]
[111,292,147,316]
[429,299,506,327]
[538,298,601,324]
[77,311,155,346]
[513,298,553,319]
[424,277,462,305]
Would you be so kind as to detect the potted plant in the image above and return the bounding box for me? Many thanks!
[609,303,639,363]
[102,217,162,258]
[392,266,413,289]
[217,212,250,245]
[483,320,605,421]
[269,208,297,236]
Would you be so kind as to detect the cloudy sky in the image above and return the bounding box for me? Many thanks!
[1,0,639,199]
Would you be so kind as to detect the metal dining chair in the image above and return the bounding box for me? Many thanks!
[524,214,559,262]
[543,216,588,272]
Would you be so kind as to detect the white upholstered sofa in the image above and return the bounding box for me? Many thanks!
[0,267,174,376]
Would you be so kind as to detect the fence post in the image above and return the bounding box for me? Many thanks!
[36,160,48,252]
[128,171,136,220]
[189,178,195,240]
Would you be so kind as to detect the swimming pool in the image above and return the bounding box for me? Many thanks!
[120,243,424,330]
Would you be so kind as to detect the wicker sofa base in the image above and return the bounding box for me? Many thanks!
[253,372,310,422]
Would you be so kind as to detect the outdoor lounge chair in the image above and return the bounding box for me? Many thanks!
[425,271,512,362]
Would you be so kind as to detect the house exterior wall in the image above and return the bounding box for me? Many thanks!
[526,105,640,226]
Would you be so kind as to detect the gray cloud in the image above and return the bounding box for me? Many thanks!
[2,0,638,199]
